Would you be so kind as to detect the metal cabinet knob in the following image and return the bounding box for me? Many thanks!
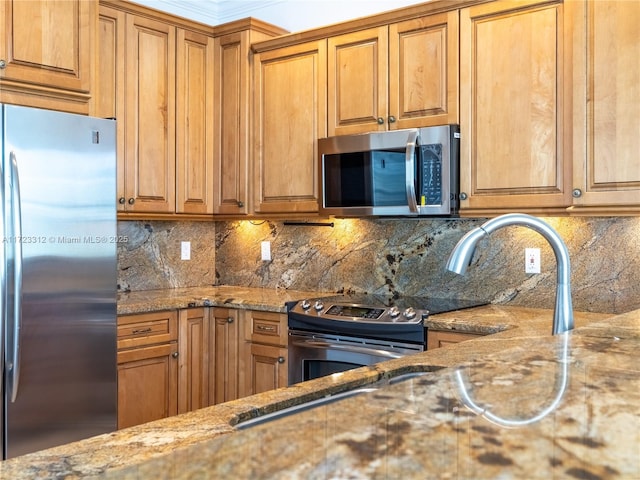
[459,192,468,201]
[127,198,135,205]
[227,316,234,323]
[237,200,244,208]
[172,352,179,358]
[377,117,384,125]
[0,60,6,69]
[118,197,126,204]
[388,115,396,124]
[572,188,583,198]
[277,356,285,364]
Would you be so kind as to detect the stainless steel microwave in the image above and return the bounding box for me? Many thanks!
[318,125,460,217]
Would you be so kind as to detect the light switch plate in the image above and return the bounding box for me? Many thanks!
[181,241,191,260]
[261,241,271,261]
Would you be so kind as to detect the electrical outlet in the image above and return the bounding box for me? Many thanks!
[261,241,271,261]
[181,241,191,260]
[525,248,540,274]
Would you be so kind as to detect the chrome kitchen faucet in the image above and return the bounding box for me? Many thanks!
[446,213,574,335]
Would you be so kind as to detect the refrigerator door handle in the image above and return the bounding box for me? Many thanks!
[7,152,23,403]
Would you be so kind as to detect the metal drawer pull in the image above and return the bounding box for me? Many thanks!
[256,324,276,332]
[132,327,153,334]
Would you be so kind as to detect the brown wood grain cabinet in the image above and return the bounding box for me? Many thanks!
[117,311,179,429]
[94,5,176,213]
[568,0,640,214]
[178,308,212,413]
[0,0,95,114]
[94,1,216,216]
[252,40,327,215]
[459,0,572,216]
[123,14,176,213]
[210,307,242,404]
[242,310,289,396]
[176,29,215,215]
[213,21,288,216]
[327,11,459,136]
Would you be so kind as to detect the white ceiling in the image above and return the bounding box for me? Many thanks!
[129,0,429,32]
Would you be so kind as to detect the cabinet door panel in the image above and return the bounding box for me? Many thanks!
[178,308,211,414]
[248,344,288,395]
[389,11,459,129]
[176,29,214,214]
[214,31,249,214]
[253,41,326,213]
[460,1,570,212]
[328,27,388,135]
[211,308,240,404]
[571,0,640,209]
[117,344,178,429]
[125,15,176,213]
[94,5,127,211]
[0,0,93,112]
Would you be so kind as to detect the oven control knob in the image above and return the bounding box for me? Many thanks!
[300,299,311,310]
[388,306,400,318]
[403,307,417,320]
[314,301,324,312]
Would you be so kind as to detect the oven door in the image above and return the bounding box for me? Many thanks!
[288,329,423,385]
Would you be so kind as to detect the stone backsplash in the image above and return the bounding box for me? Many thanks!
[118,216,640,314]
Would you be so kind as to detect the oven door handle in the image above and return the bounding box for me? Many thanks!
[290,339,404,359]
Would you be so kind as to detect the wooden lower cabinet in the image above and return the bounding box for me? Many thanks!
[178,308,212,413]
[245,343,288,395]
[427,330,483,350]
[242,310,289,396]
[117,307,288,428]
[117,311,179,429]
[210,307,242,404]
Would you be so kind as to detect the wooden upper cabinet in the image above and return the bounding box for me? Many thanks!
[459,0,571,215]
[213,21,288,216]
[328,27,388,135]
[176,29,214,215]
[389,13,459,130]
[214,31,249,215]
[94,5,126,212]
[124,15,176,213]
[569,0,640,213]
[253,40,327,214]
[327,11,458,136]
[0,0,94,113]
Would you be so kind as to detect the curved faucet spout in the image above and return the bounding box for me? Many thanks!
[446,213,574,335]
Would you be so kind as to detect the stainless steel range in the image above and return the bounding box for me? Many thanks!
[287,294,486,385]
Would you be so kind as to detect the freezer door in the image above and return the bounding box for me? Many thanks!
[2,104,117,459]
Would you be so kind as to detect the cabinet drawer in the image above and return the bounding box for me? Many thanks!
[247,311,287,346]
[117,342,177,365]
[117,311,178,350]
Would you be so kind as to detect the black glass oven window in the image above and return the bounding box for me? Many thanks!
[303,360,361,382]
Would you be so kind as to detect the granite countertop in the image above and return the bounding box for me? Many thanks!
[2,287,637,479]
[116,285,332,315]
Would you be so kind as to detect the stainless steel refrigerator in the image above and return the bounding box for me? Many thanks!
[0,104,117,459]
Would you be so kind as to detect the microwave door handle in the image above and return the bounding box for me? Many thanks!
[405,130,419,214]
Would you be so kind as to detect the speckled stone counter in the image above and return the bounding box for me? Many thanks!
[116,285,331,315]
[3,298,637,479]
